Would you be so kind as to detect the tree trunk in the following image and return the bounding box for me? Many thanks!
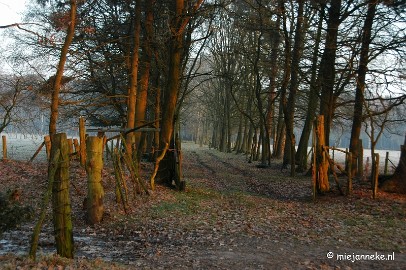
[283,0,305,176]
[266,3,282,163]
[79,117,86,166]
[314,116,330,193]
[135,0,154,159]
[49,0,77,137]
[274,115,285,159]
[157,0,186,187]
[296,5,324,172]
[153,71,161,160]
[234,116,243,152]
[125,0,141,155]
[278,0,291,162]
[349,0,377,177]
[318,0,342,146]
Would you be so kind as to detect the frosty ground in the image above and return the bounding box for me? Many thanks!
[0,142,405,269]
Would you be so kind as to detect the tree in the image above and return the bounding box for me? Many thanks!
[48,0,77,137]
[318,0,342,147]
[155,0,204,188]
[125,0,142,155]
[0,75,26,133]
[349,0,378,177]
[282,0,306,176]
[295,3,325,172]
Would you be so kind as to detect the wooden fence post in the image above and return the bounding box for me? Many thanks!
[2,135,7,161]
[357,139,363,179]
[85,136,104,225]
[44,135,51,160]
[51,133,74,258]
[384,151,389,175]
[372,153,379,199]
[29,142,45,163]
[73,138,79,160]
[347,152,352,195]
[67,138,73,160]
[79,117,86,167]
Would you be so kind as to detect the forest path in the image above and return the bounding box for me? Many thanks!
[183,144,311,200]
[0,143,405,269]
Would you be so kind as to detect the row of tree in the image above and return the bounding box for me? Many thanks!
[1,0,405,180]
[181,0,406,178]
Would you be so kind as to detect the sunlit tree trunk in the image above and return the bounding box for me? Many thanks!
[125,0,141,155]
[153,71,161,160]
[47,1,77,259]
[49,0,77,137]
[135,0,154,160]
[157,0,186,186]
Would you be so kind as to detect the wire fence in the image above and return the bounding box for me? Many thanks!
[0,133,402,172]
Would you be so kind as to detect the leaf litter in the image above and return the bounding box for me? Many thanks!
[0,142,405,269]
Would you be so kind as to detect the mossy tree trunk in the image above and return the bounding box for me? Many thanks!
[51,133,74,258]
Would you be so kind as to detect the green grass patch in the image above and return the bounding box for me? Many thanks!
[150,187,220,217]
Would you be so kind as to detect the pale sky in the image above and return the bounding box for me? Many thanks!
[0,0,26,26]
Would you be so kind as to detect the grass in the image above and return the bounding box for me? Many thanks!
[150,186,220,217]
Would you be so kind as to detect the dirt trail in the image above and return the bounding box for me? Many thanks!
[1,143,405,269]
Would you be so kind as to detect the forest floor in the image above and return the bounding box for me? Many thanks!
[0,142,405,269]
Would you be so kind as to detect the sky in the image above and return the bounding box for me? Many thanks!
[0,0,26,26]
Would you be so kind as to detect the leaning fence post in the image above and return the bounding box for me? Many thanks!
[384,151,389,175]
[2,135,7,161]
